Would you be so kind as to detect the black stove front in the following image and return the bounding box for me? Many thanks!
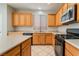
[55,28,79,56]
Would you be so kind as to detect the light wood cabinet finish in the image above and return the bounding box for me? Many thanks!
[33,33,53,45]
[13,13,20,26]
[68,3,74,8]
[22,38,31,56]
[2,38,31,56]
[22,38,31,49]
[65,41,79,56]
[56,8,62,26]
[22,46,31,56]
[48,14,56,27]
[65,49,72,56]
[3,45,20,56]
[52,34,55,45]
[33,33,40,44]
[45,33,52,44]
[39,33,45,44]
[13,12,32,26]
[62,4,68,13]
[19,13,25,26]
[25,14,32,26]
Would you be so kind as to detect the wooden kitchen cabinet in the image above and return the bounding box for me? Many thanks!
[25,14,32,26]
[19,13,25,26]
[22,46,31,56]
[39,33,45,44]
[33,33,40,44]
[65,41,79,56]
[62,4,68,13]
[65,49,72,56]
[3,45,20,56]
[48,14,56,27]
[33,33,45,45]
[12,12,32,26]
[13,13,20,26]
[33,33,53,45]
[45,33,52,44]
[52,33,55,45]
[68,3,75,8]
[56,8,62,26]
[2,38,31,56]
[21,38,31,56]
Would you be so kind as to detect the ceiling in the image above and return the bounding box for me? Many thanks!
[8,3,63,14]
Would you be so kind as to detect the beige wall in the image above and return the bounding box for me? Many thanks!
[7,5,15,32]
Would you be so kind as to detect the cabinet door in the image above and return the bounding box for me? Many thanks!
[62,4,68,13]
[45,33,52,44]
[22,38,31,56]
[13,13,20,26]
[19,13,25,26]
[65,42,79,56]
[33,33,39,44]
[52,34,55,46]
[25,14,32,26]
[77,4,79,22]
[22,46,31,56]
[56,11,62,26]
[39,33,45,44]
[48,14,55,27]
[68,3,74,8]
[3,45,20,56]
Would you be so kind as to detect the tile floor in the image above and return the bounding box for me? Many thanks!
[31,45,55,56]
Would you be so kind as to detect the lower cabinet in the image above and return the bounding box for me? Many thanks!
[2,38,31,56]
[45,33,52,44]
[3,45,20,56]
[22,46,31,56]
[65,41,79,56]
[21,38,31,56]
[33,33,55,45]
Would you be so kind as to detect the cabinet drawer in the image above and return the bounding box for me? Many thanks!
[65,42,79,56]
[22,39,31,49]
[3,45,20,56]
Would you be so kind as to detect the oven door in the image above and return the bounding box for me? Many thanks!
[55,36,64,56]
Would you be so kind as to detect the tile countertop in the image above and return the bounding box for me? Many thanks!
[65,39,79,49]
[0,35,32,55]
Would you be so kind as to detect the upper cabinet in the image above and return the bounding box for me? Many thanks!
[48,14,56,27]
[55,3,76,26]
[62,4,68,13]
[67,3,75,8]
[56,6,63,26]
[12,13,20,26]
[19,13,25,26]
[12,12,32,27]
[25,14,32,26]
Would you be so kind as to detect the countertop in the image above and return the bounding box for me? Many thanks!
[8,31,66,35]
[65,39,79,49]
[0,35,32,55]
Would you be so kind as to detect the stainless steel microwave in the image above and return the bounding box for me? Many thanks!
[61,5,76,24]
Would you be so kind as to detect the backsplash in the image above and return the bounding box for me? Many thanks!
[57,23,79,34]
